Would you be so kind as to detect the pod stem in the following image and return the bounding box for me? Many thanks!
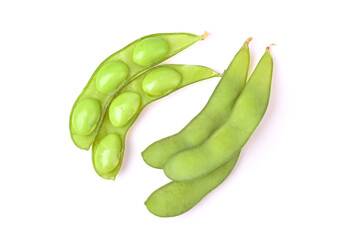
[245,37,253,45]
[242,37,253,49]
[201,31,209,40]
[266,43,276,51]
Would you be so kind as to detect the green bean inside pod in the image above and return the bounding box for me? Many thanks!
[94,133,123,174]
[142,67,182,97]
[92,64,220,180]
[70,32,207,150]
[133,37,169,66]
[109,92,142,127]
[71,98,101,136]
[95,61,130,93]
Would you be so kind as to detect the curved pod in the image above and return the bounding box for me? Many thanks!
[163,48,274,181]
[70,32,207,150]
[92,64,220,180]
[145,152,239,217]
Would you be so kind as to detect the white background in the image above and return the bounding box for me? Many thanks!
[1,0,361,239]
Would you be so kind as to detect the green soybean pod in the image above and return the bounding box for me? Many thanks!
[70,32,207,150]
[142,38,252,168]
[92,64,220,180]
[163,46,274,181]
[145,151,240,217]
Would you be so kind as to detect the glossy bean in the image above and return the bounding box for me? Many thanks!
[109,92,141,127]
[92,64,220,180]
[71,98,101,136]
[133,37,169,66]
[70,32,206,150]
[96,61,130,93]
[163,47,273,181]
[142,38,252,168]
[94,133,122,174]
[142,67,182,97]
[145,152,239,217]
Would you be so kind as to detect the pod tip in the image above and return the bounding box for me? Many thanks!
[242,37,253,48]
[266,43,276,51]
[201,31,209,40]
[246,37,253,44]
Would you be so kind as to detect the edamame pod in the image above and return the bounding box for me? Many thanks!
[163,47,274,181]
[143,39,251,216]
[92,64,220,180]
[70,32,207,150]
[142,38,252,168]
[145,151,240,217]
